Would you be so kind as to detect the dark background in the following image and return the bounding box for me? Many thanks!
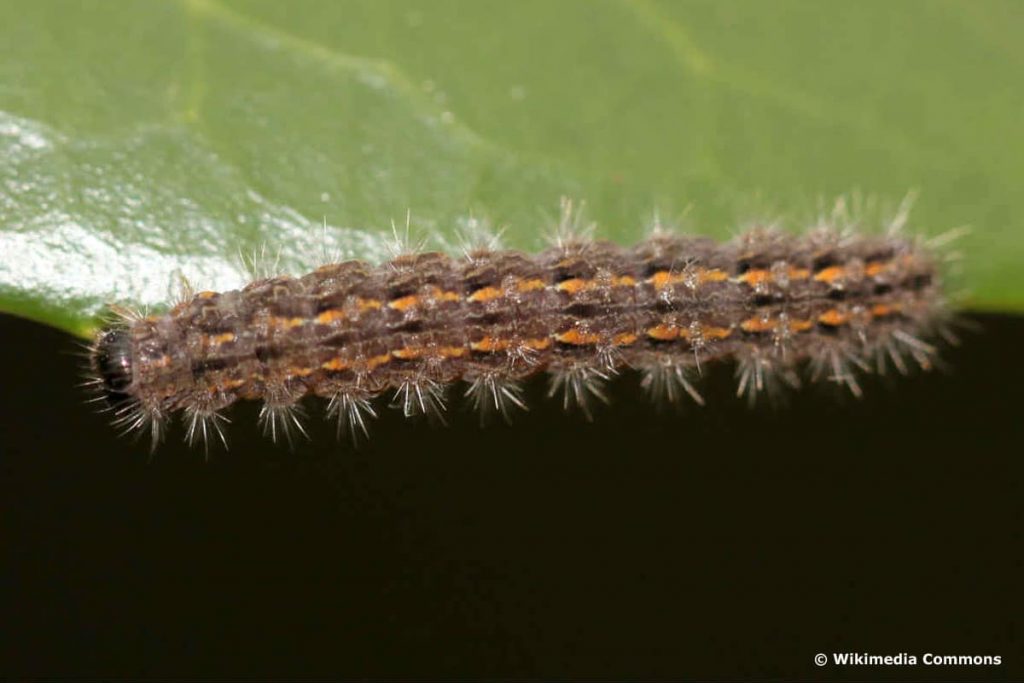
[2,312,1020,681]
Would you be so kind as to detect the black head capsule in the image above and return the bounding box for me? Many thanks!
[92,328,134,408]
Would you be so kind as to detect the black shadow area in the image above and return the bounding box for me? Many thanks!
[1,312,1021,681]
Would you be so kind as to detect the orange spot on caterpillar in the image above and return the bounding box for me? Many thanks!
[871,303,902,317]
[357,298,382,312]
[392,344,467,361]
[865,260,894,277]
[516,278,546,293]
[470,336,510,353]
[209,332,235,345]
[471,336,549,353]
[738,269,772,287]
[388,294,419,312]
[270,316,305,330]
[316,309,346,324]
[647,324,679,341]
[555,328,602,345]
[288,367,314,378]
[364,354,391,370]
[818,308,850,326]
[557,274,634,290]
[469,286,502,303]
[321,357,349,371]
[788,319,814,333]
[392,347,423,360]
[327,354,391,372]
[741,317,776,333]
[700,268,729,283]
[650,268,727,290]
[197,291,217,299]
[556,278,594,295]
[558,275,636,293]
[389,287,461,311]
[649,271,681,289]
[685,324,733,340]
[735,267,808,287]
[813,266,846,285]
[471,279,546,303]
[613,332,638,346]
[223,378,246,390]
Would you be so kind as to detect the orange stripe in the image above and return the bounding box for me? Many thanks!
[468,286,502,303]
[316,309,345,324]
[557,274,637,294]
[738,269,771,287]
[390,345,468,361]
[523,337,552,350]
[865,261,889,277]
[613,332,638,346]
[818,309,849,326]
[270,315,305,330]
[438,345,467,358]
[813,265,846,285]
[649,267,728,289]
[556,278,593,295]
[646,324,679,341]
[388,294,419,312]
[649,271,681,289]
[735,266,810,286]
[357,297,382,312]
[364,354,391,370]
[742,317,814,334]
[555,329,602,345]
[699,325,733,340]
[322,357,349,371]
[699,268,729,283]
[470,336,509,353]
[517,278,546,293]
[871,303,902,317]
[741,317,776,333]
[471,336,551,353]
[389,287,461,311]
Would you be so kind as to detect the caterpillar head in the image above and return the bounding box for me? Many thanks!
[91,328,134,408]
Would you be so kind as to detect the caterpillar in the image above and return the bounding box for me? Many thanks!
[87,204,957,451]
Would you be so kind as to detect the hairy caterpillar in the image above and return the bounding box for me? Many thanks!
[86,203,958,451]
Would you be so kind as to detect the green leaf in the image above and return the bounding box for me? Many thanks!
[2,0,1022,337]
